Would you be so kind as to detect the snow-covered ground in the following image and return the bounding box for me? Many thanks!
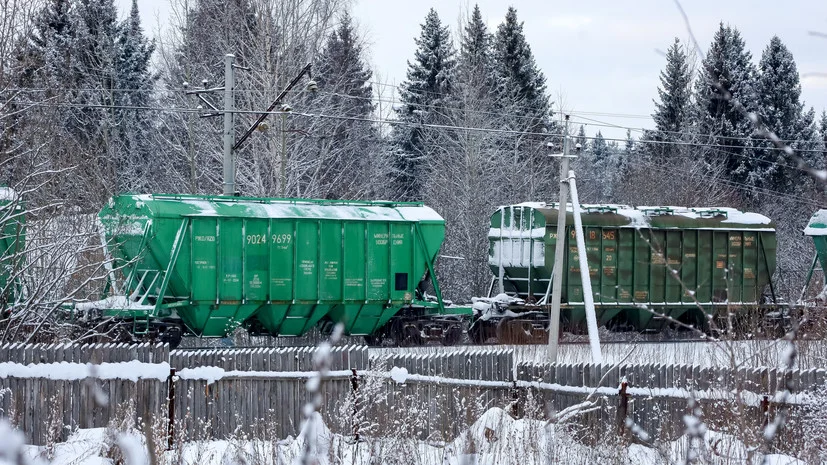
[3,407,812,465]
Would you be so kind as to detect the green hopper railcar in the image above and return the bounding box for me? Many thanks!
[0,187,24,311]
[95,194,454,344]
[802,210,827,297]
[483,203,777,337]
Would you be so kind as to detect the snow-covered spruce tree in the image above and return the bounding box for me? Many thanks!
[390,8,455,201]
[748,36,820,193]
[574,130,619,202]
[12,0,119,209]
[618,37,713,206]
[653,38,692,139]
[575,124,587,151]
[492,6,556,203]
[691,23,757,189]
[820,110,827,163]
[303,12,383,200]
[422,4,505,300]
[13,0,155,204]
[113,0,156,193]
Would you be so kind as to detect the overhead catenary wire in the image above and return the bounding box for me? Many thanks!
[7,97,827,156]
[7,85,822,148]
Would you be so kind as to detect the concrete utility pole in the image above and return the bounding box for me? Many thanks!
[548,115,573,363]
[546,116,602,363]
[568,170,603,363]
[222,54,236,196]
[185,55,316,197]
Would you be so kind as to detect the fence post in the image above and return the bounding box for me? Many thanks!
[617,380,629,436]
[350,368,360,442]
[167,368,176,449]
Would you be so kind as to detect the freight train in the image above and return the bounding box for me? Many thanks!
[1,189,823,347]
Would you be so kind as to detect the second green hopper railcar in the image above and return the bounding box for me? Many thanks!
[0,187,24,311]
[485,203,777,334]
[95,194,450,342]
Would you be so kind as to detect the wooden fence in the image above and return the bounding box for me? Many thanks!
[169,345,369,441]
[0,343,169,445]
[1,343,825,449]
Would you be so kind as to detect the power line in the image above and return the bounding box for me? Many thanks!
[633,159,825,207]
[9,85,819,150]
[6,98,827,157]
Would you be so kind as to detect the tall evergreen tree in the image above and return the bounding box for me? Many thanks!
[391,8,455,201]
[624,129,635,155]
[749,36,817,191]
[652,38,692,138]
[491,7,556,201]
[692,24,757,184]
[113,0,156,191]
[575,125,587,151]
[591,131,609,162]
[455,4,494,95]
[820,110,827,162]
[492,6,548,123]
[315,13,372,118]
[422,4,505,300]
[14,0,132,206]
[311,12,378,199]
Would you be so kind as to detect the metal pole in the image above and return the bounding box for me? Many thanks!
[548,115,570,363]
[222,54,235,196]
[280,112,287,197]
[569,170,603,363]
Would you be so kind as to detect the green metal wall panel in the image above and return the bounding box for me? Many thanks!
[681,231,698,303]
[390,223,413,301]
[649,230,666,303]
[566,230,581,302]
[243,219,268,301]
[343,222,366,301]
[295,221,319,302]
[366,222,389,300]
[712,231,728,302]
[666,230,682,302]
[219,218,243,301]
[269,220,294,302]
[0,199,24,308]
[600,228,618,303]
[728,232,743,303]
[320,221,342,301]
[743,232,757,302]
[191,219,217,302]
[617,228,633,303]
[696,230,712,303]
[633,232,650,303]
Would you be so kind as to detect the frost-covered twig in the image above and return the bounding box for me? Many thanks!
[297,322,344,465]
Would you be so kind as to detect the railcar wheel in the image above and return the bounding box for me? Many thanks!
[469,319,487,344]
[160,325,183,349]
[401,324,424,346]
[441,324,463,346]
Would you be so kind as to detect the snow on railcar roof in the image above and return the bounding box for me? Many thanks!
[496,202,773,229]
[0,186,17,202]
[129,194,442,222]
[804,209,827,236]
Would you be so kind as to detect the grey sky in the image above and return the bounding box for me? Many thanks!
[121,0,827,140]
